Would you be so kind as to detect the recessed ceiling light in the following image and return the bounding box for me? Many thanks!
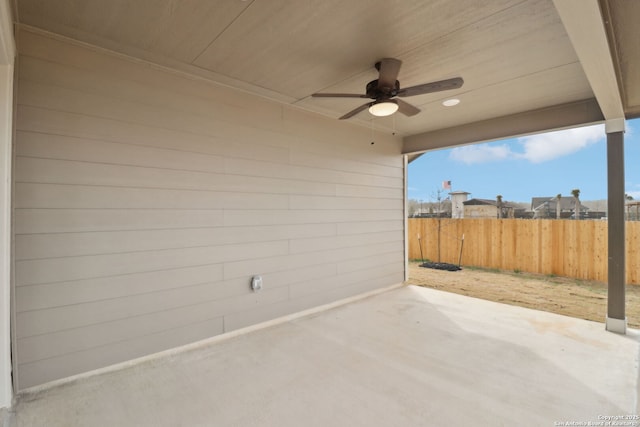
[442,98,460,107]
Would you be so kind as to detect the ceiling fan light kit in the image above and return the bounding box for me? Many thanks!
[312,58,463,120]
[369,100,399,117]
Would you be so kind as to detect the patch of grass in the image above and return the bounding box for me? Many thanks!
[514,269,521,274]
[409,258,431,264]
[407,263,640,328]
[467,266,501,274]
[584,285,607,295]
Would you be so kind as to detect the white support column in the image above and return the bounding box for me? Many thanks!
[0,0,14,410]
[0,64,12,409]
[403,155,408,282]
[554,0,628,334]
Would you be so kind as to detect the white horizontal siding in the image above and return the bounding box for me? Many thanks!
[223,273,403,332]
[222,209,402,227]
[16,264,226,312]
[17,105,291,163]
[16,240,290,285]
[222,241,404,280]
[15,157,341,196]
[17,30,399,166]
[13,29,405,389]
[16,131,227,173]
[15,183,291,209]
[289,262,404,299]
[15,209,226,234]
[17,286,291,350]
[15,224,338,259]
[18,317,226,389]
[15,263,334,313]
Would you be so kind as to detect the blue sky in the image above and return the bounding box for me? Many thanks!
[407,118,640,203]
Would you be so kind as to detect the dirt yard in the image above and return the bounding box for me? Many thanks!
[407,261,640,328]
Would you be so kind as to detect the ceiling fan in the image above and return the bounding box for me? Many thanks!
[312,58,463,120]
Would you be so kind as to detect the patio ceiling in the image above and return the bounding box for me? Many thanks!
[11,0,640,152]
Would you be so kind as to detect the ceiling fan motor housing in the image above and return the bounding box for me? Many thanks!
[366,79,400,99]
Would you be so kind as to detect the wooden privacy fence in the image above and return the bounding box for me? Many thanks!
[408,218,640,285]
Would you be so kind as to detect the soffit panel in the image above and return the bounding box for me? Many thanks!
[17,0,251,63]
[296,1,578,104]
[299,62,592,136]
[191,0,522,100]
[603,0,640,117]
[13,0,613,138]
[294,1,590,133]
[395,63,594,135]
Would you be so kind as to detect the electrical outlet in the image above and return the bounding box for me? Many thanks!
[251,275,263,292]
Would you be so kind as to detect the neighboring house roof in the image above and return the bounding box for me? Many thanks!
[531,197,588,212]
[464,198,514,207]
[464,198,497,206]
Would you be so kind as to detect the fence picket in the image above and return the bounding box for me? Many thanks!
[408,218,640,285]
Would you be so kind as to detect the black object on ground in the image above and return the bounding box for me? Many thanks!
[420,262,462,272]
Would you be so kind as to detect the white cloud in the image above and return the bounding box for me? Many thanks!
[448,124,605,165]
[626,183,640,200]
[449,144,512,164]
[516,124,605,163]
[626,191,640,200]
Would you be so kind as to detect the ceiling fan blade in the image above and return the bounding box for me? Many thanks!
[339,103,370,120]
[396,99,421,117]
[377,58,402,90]
[398,77,464,97]
[312,93,368,98]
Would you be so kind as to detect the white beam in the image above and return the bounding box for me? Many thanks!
[553,0,625,120]
[403,98,603,155]
[0,65,12,411]
[0,0,14,65]
[0,0,13,411]
[605,117,625,134]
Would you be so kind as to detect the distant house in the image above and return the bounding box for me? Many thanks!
[531,196,588,219]
[450,191,471,218]
[463,198,515,219]
[627,200,640,221]
[412,200,452,218]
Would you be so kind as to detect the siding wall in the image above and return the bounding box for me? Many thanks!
[13,29,405,390]
[464,205,497,219]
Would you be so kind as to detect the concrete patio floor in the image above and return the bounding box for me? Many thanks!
[8,285,640,427]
